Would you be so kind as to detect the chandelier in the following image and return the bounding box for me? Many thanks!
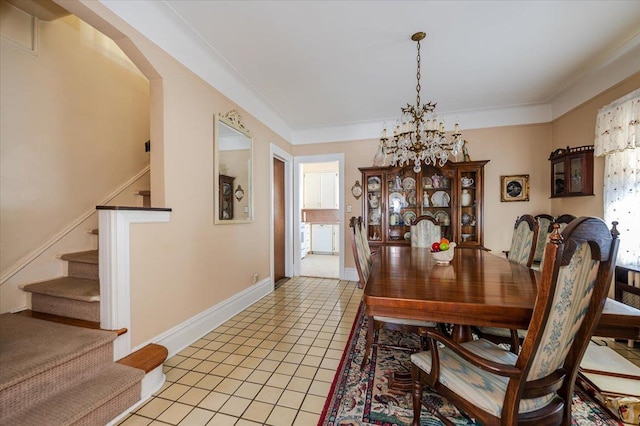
[376,32,463,172]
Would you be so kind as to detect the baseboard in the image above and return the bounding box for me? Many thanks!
[144,277,272,358]
[343,268,358,282]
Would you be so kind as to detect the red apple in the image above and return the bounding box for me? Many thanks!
[431,242,441,252]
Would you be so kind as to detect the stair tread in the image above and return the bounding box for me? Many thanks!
[1,363,143,426]
[23,277,99,302]
[118,343,168,373]
[138,190,150,196]
[0,314,115,391]
[61,249,98,264]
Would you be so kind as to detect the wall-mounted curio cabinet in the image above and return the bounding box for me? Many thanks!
[549,145,594,198]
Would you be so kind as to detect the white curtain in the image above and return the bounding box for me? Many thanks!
[594,89,639,267]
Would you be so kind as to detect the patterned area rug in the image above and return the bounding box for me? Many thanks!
[319,303,621,425]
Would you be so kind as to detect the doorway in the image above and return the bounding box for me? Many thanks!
[294,154,345,279]
[271,144,293,288]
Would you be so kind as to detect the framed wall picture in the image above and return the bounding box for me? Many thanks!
[500,174,529,202]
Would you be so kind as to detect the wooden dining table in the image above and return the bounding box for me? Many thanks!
[363,246,640,342]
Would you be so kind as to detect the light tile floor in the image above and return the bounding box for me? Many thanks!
[300,254,339,279]
[118,277,362,426]
[118,276,640,426]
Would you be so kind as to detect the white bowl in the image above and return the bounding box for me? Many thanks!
[431,242,456,265]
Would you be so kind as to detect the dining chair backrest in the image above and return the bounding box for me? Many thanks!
[358,216,371,261]
[507,214,538,267]
[410,215,442,248]
[537,214,577,271]
[554,213,576,232]
[516,218,619,421]
[532,214,554,263]
[349,216,370,288]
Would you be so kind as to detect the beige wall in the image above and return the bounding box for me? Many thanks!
[59,1,294,346]
[0,7,150,273]
[294,124,553,265]
[550,72,640,219]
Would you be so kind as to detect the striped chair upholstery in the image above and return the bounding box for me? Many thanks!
[532,214,554,263]
[410,215,442,248]
[358,216,371,262]
[506,214,538,267]
[410,217,619,426]
[350,217,369,287]
[537,214,576,272]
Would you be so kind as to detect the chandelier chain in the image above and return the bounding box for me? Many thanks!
[416,39,421,108]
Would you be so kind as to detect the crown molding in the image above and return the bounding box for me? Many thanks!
[98,0,640,146]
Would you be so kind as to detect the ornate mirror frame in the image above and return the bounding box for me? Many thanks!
[214,110,253,224]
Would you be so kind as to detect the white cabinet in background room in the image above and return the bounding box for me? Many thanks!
[311,224,333,254]
[303,172,338,209]
[332,224,340,254]
[301,223,310,258]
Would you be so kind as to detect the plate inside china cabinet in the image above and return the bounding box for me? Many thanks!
[402,177,416,191]
[389,192,406,210]
[431,191,450,207]
[407,190,417,206]
[402,211,417,225]
[367,176,381,191]
[434,211,449,225]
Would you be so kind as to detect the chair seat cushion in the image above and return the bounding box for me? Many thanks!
[479,327,527,339]
[411,339,554,417]
[373,316,437,328]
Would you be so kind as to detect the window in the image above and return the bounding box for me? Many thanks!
[595,89,639,267]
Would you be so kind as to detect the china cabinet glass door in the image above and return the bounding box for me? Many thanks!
[419,165,453,242]
[385,168,418,243]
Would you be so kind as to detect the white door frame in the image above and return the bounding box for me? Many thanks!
[293,153,345,278]
[270,144,294,287]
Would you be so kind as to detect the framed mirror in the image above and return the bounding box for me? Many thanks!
[214,110,253,224]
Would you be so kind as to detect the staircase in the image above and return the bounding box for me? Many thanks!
[7,196,166,424]
[0,314,143,425]
[25,250,100,322]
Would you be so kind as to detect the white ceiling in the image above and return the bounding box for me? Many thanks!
[100,0,640,144]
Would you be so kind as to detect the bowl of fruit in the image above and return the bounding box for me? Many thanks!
[430,239,456,265]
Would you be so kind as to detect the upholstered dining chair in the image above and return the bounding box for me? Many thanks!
[349,217,370,289]
[348,217,438,370]
[532,214,554,265]
[503,214,539,268]
[481,213,576,351]
[536,214,577,272]
[410,215,442,248]
[554,214,576,232]
[358,216,372,262]
[411,218,620,426]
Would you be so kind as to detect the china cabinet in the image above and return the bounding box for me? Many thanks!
[549,145,594,198]
[219,174,234,220]
[359,160,488,249]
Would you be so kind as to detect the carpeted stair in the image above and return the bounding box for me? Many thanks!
[0,313,144,425]
[23,250,99,322]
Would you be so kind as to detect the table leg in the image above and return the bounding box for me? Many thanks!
[452,324,473,343]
